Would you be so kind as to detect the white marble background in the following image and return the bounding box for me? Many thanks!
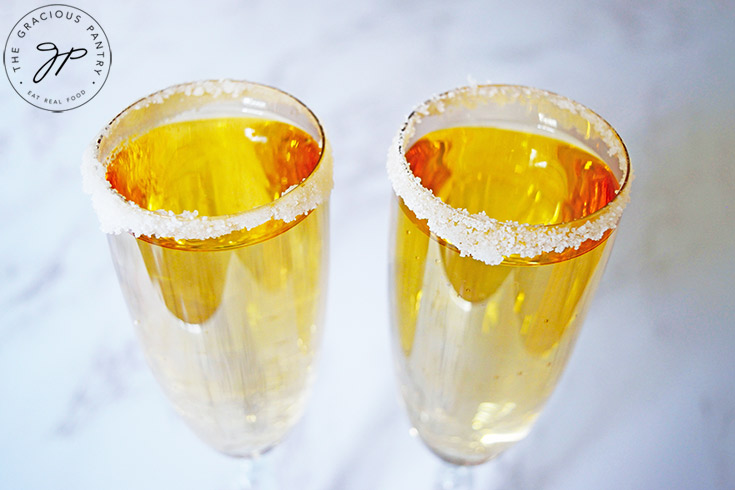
[1,1,734,489]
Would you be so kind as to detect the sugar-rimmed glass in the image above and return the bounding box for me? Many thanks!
[387,84,631,487]
[83,80,332,487]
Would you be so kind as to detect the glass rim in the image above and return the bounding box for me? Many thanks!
[386,83,633,266]
[82,79,333,241]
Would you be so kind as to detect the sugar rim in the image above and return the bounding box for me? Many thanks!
[387,84,632,266]
[82,79,333,240]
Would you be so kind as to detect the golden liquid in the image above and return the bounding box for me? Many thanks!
[106,117,328,456]
[391,126,619,464]
[107,117,322,249]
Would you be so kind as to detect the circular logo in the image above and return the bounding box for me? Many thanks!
[3,4,111,112]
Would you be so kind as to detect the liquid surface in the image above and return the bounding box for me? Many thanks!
[406,125,618,226]
[106,117,322,249]
[391,126,619,464]
[107,117,328,456]
[107,117,321,217]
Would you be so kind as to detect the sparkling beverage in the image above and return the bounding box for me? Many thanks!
[391,124,620,464]
[106,116,328,456]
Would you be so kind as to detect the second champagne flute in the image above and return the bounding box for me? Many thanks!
[387,84,631,487]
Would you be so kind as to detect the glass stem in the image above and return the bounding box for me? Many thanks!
[436,461,475,490]
[236,454,278,490]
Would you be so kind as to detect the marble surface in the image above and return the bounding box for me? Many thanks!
[2,1,734,488]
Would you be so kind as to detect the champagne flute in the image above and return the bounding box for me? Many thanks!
[387,84,631,487]
[82,80,332,487]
